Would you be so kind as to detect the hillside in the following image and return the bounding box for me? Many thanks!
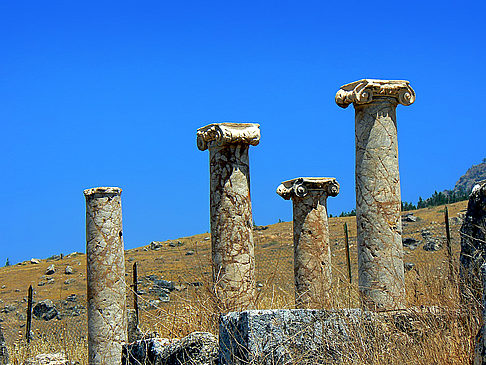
[453,160,486,194]
[0,200,470,363]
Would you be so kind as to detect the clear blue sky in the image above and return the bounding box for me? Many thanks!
[1,1,485,264]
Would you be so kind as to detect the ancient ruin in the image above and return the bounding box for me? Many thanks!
[336,79,416,310]
[197,123,260,311]
[276,177,340,308]
[84,187,128,365]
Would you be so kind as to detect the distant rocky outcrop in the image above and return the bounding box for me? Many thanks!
[453,160,486,195]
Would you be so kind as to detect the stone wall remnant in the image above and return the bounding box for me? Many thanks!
[84,187,127,364]
[336,79,416,310]
[276,177,339,308]
[197,123,260,311]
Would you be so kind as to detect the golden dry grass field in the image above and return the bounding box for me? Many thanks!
[0,200,477,364]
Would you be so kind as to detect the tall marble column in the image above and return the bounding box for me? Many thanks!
[277,177,339,308]
[336,79,415,310]
[84,187,127,364]
[197,123,260,311]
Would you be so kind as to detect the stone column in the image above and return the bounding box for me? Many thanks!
[197,123,260,311]
[277,177,340,308]
[84,187,127,364]
[336,79,415,311]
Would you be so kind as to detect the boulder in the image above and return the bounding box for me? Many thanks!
[460,180,486,301]
[123,332,218,365]
[423,239,443,252]
[31,258,40,264]
[45,264,55,275]
[153,279,175,292]
[402,214,417,223]
[402,238,420,250]
[150,241,164,250]
[64,266,73,275]
[33,300,58,321]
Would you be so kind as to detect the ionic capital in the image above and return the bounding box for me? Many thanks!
[84,187,122,197]
[335,79,415,108]
[277,177,340,200]
[197,123,260,151]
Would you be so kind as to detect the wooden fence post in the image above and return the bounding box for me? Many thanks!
[133,262,139,325]
[445,206,454,281]
[26,285,33,343]
[344,223,352,284]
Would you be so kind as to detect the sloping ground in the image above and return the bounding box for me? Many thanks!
[0,200,470,363]
[453,161,486,194]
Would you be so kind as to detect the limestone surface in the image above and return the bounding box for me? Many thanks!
[277,177,339,308]
[84,187,127,365]
[336,79,415,311]
[197,123,260,311]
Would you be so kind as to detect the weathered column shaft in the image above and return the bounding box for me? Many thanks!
[197,123,260,311]
[336,79,415,310]
[277,178,339,308]
[84,187,127,364]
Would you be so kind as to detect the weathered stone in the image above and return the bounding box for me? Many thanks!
[0,324,8,365]
[45,264,55,275]
[22,352,74,365]
[402,214,417,222]
[402,238,420,250]
[127,309,143,343]
[197,123,260,311]
[150,241,164,250]
[336,79,415,311]
[220,307,448,365]
[123,332,218,365]
[64,266,73,275]
[84,187,127,365]
[33,300,58,321]
[277,177,339,308]
[423,239,443,252]
[31,258,40,264]
[460,181,486,302]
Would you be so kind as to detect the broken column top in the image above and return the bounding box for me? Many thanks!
[277,177,340,200]
[83,187,122,197]
[197,122,260,151]
[335,79,416,108]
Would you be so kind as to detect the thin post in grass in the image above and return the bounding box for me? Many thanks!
[445,205,454,281]
[133,262,139,324]
[25,285,33,343]
[344,223,352,284]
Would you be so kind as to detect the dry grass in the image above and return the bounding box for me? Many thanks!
[0,200,478,364]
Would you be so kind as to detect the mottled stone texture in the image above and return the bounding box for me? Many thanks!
[277,178,339,308]
[0,324,8,365]
[84,187,127,365]
[219,307,444,365]
[197,123,260,311]
[336,79,415,311]
[460,181,486,302]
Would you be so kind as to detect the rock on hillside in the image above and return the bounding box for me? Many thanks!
[453,160,486,194]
